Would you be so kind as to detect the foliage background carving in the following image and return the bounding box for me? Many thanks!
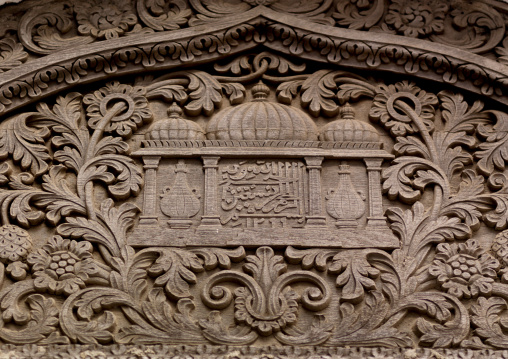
[1,0,508,357]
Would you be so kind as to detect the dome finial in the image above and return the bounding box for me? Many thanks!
[252,81,270,101]
[167,103,183,118]
[340,103,355,120]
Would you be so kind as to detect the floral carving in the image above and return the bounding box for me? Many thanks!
[27,236,101,296]
[74,0,138,39]
[83,81,153,138]
[0,10,508,351]
[493,230,508,267]
[0,225,32,264]
[369,81,438,136]
[385,0,448,38]
[429,240,500,299]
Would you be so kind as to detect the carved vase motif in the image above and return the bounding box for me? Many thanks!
[326,164,365,228]
[160,160,200,228]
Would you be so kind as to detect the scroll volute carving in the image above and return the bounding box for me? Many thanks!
[3,0,508,351]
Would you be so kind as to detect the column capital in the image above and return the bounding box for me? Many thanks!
[143,156,161,169]
[201,156,221,168]
[364,158,383,168]
[304,156,324,168]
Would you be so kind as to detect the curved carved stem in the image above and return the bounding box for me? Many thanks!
[270,270,331,312]
[82,102,127,221]
[145,78,189,93]
[215,59,269,83]
[395,101,443,220]
[201,271,264,311]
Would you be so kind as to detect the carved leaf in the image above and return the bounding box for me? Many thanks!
[435,91,488,179]
[393,136,431,159]
[387,202,471,276]
[0,114,51,177]
[118,290,200,344]
[148,248,204,300]
[190,247,245,270]
[0,190,45,228]
[416,295,470,348]
[301,70,340,117]
[333,0,384,30]
[145,84,188,104]
[0,38,28,72]
[284,246,337,271]
[184,71,223,116]
[34,165,86,225]
[336,81,375,104]
[79,155,143,200]
[382,157,449,203]
[221,83,245,105]
[330,292,413,347]
[440,170,491,231]
[276,80,303,104]
[275,315,333,345]
[32,92,88,172]
[485,194,508,230]
[328,251,380,303]
[470,296,508,348]
[476,110,508,175]
[138,0,191,31]
[243,247,286,286]
[58,199,138,257]
[199,311,257,345]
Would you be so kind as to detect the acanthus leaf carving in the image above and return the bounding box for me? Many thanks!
[0,17,508,352]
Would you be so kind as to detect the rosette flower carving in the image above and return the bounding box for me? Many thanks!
[0,224,33,280]
[83,81,153,138]
[429,239,499,299]
[74,0,138,40]
[369,81,438,136]
[492,230,508,267]
[27,236,102,296]
[385,0,448,38]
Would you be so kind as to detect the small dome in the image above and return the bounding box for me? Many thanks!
[148,104,205,140]
[206,82,317,141]
[319,104,379,142]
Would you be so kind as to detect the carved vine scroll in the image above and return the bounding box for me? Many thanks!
[1,0,508,357]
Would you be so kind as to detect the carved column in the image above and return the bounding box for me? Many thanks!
[139,156,161,225]
[304,156,326,227]
[364,158,386,227]
[199,155,222,229]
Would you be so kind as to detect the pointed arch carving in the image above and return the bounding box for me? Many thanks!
[1,0,508,357]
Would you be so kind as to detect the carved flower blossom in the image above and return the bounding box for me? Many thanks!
[369,81,438,137]
[429,239,499,299]
[27,236,99,296]
[385,0,448,38]
[84,81,153,138]
[0,224,32,280]
[234,286,298,336]
[74,0,137,40]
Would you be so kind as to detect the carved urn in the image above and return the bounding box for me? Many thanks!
[159,160,201,228]
[147,103,205,140]
[206,81,318,141]
[326,164,366,228]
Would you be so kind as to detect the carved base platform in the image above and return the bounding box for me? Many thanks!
[129,226,399,248]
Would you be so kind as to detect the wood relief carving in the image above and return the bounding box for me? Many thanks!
[1,0,508,357]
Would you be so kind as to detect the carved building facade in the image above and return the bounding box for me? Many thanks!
[0,0,507,357]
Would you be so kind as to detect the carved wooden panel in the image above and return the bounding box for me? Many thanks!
[0,0,508,357]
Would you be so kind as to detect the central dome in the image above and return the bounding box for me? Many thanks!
[206,82,317,141]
